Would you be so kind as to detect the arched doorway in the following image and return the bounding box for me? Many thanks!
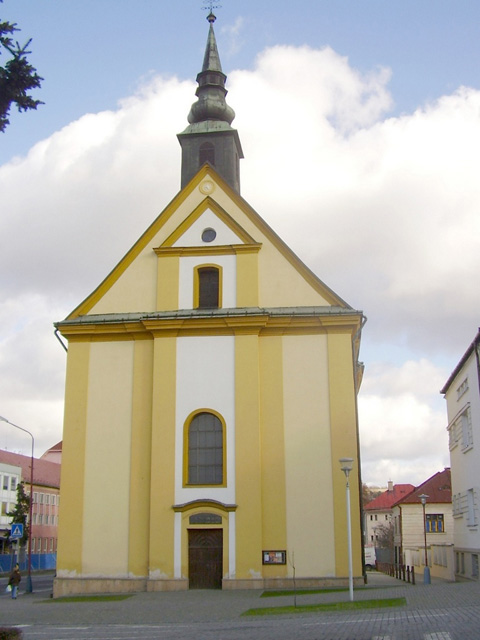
[188,528,223,589]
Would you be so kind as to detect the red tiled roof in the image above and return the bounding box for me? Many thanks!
[0,449,60,489]
[395,468,451,505]
[364,484,415,510]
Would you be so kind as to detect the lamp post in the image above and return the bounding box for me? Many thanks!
[419,493,431,585]
[339,457,354,601]
[0,416,34,593]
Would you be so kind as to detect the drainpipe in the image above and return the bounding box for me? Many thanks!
[54,329,68,352]
[352,314,368,579]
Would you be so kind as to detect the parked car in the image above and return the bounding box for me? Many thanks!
[364,546,376,570]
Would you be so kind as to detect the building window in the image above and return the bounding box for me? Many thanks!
[448,405,473,451]
[467,488,476,526]
[457,377,469,399]
[426,514,444,533]
[195,265,221,308]
[185,411,225,486]
[1,502,7,516]
[199,142,215,166]
[473,554,479,578]
[461,409,473,450]
[3,476,8,491]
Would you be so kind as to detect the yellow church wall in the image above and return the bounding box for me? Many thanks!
[128,338,154,576]
[56,342,90,576]
[82,341,135,575]
[327,330,363,578]
[89,250,158,315]
[282,334,336,577]
[156,254,179,311]
[259,337,287,578]
[234,334,263,579]
[149,336,177,579]
[257,242,331,308]
[236,250,259,307]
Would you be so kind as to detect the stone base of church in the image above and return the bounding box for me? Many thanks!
[53,575,363,598]
[53,577,148,598]
[147,578,189,592]
[53,577,190,597]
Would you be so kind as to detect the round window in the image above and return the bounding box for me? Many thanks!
[201,228,217,243]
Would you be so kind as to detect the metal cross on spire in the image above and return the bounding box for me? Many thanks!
[202,0,222,17]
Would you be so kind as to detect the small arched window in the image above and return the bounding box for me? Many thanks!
[196,266,220,308]
[186,412,224,485]
[199,142,215,166]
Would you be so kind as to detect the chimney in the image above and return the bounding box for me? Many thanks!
[388,480,393,492]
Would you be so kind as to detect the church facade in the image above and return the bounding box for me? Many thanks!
[54,13,365,596]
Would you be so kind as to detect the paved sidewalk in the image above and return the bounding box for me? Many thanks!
[1,571,478,628]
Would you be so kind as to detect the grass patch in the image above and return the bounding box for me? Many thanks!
[49,594,133,603]
[243,597,406,616]
[262,588,347,598]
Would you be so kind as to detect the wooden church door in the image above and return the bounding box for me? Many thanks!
[188,529,223,589]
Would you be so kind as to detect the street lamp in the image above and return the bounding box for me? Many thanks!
[0,416,34,593]
[419,493,431,585]
[339,457,354,601]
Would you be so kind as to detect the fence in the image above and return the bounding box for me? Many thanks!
[0,553,56,574]
[378,562,415,584]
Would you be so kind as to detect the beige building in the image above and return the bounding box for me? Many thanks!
[393,469,453,580]
[54,12,366,596]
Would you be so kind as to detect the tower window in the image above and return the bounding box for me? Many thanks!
[196,266,220,308]
[186,412,224,485]
[199,142,215,166]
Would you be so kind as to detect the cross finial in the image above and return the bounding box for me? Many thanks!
[202,0,222,21]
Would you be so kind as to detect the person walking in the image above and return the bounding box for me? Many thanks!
[8,563,21,599]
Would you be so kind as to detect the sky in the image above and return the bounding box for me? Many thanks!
[1,0,479,488]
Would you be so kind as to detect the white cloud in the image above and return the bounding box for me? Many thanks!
[359,359,450,487]
[0,44,478,480]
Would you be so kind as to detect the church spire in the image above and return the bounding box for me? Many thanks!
[178,12,243,193]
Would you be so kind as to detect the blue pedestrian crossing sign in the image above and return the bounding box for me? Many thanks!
[10,523,23,538]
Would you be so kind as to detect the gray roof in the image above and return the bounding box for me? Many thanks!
[56,306,362,328]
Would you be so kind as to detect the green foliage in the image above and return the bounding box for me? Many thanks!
[0,628,23,640]
[6,481,30,546]
[51,595,133,603]
[243,597,407,616]
[0,0,43,132]
[362,483,383,505]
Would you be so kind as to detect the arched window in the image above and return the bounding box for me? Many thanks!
[199,142,215,166]
[186,412,224,485]
[196,266,221,308]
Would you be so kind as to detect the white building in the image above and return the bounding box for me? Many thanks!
[441,328,480,580]
[0,461,22,552]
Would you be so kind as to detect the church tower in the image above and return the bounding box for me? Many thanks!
[54,13,365,596]
[178,12,243,192]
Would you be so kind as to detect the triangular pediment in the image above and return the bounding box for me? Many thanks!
[161,198,257,249]
[64,165,351,320]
